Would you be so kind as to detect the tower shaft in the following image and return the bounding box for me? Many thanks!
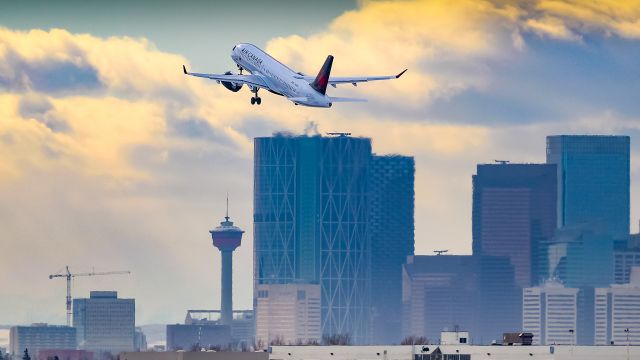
[220,250,233,326]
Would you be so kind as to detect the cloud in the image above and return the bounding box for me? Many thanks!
[2,0,640,325]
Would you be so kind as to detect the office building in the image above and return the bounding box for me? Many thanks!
[595,267,640,345]
[73,291,135,356]
[545,225,615,288]
[402,255,520,343]
[472,163,556,287]
[369,155,415,344]
[165,324,231,351]
[614,234,640,284]
[546,135,630,239]
[254,134,372,343]
[523,280,578,345]
[9,325,76,360]
[255,284,321,345]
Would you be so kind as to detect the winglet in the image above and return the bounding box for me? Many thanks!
[182,65,188,75]
[396,69,408,78]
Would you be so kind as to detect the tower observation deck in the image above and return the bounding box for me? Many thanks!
[209,199,244,326]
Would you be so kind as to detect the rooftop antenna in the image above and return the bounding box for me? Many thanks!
[434,250,449,256]
[225,192,229,221]
[494,160,510,164]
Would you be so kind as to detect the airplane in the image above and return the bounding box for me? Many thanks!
[182,43,407,108]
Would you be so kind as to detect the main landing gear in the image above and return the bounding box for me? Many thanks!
[250,87,262,105]
[238,65,244,75]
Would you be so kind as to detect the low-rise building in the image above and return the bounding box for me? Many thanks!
[595,266,640,345]
[255,284,321,345]
[523,280,578,345]
[9,324,76,360]
[36,349,93,360]
[165,324,231,351]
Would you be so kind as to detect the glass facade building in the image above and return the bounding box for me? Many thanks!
[546,135,630,239]
[472,163,557,287]
[369,155,415,344]
[254,135,372,343]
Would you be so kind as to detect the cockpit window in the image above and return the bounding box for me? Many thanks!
[232,46,236,51]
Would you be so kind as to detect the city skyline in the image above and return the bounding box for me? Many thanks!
[3,0,640,327]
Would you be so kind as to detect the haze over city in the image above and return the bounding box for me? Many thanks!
[2,0,640,333]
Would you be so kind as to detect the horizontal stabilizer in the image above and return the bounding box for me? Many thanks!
[328,97,367,103]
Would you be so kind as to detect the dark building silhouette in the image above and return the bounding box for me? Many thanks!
[369,155,415,344]
[472,163,557,287]
[166,324,231,351]
[253,134,372,343]
[402,255,520,344]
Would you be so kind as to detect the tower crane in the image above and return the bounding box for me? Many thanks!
[49,266,131,326]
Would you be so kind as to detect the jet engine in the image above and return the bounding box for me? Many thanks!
[221,71,243,92]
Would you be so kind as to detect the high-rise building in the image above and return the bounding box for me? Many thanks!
[595,267,640,345]
[255,284,321,345]
[73,291,135,356]
[9,324,76,360]
[545,225,615,288]
[254,134,372,343]
[472,163,557,287]
[523,280,578,345]
[546,135,630,239]
[402,255,520,344]
[369,155,415,344]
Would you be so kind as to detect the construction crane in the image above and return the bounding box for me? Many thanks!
[49,266,131,326]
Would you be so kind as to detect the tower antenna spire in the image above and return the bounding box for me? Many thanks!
[226,192,229,221]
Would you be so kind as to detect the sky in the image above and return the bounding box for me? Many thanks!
[2,0,640,327]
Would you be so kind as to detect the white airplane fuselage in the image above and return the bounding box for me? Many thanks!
[231,43,332,107]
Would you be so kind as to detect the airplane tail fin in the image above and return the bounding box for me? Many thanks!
[310,55,333,95]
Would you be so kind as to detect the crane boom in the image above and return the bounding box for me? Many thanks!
[48,266,131,326]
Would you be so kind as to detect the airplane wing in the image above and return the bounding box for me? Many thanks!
[294,69,407,87]
[183,65,269,89]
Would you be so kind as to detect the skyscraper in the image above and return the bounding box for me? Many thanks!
[254,134,371,343]
[369,155,415,344]
[73,291,135,357]
[472,163,557,287]
[546,135,630,240]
